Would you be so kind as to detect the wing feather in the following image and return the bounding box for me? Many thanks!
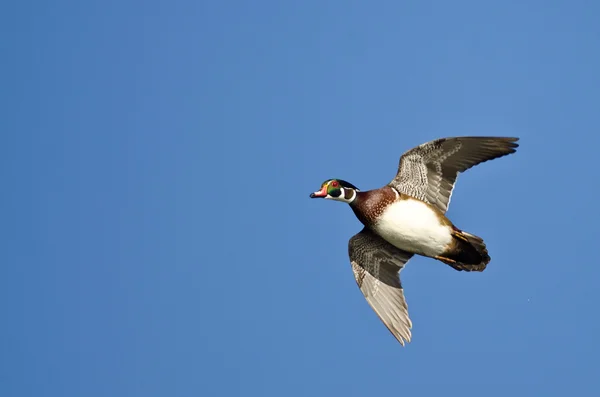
[348,228,414,346]
[389,136,519,213]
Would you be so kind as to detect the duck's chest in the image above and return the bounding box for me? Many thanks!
[371,198,452,256]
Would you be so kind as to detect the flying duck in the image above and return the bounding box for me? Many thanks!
[310,136,519,346]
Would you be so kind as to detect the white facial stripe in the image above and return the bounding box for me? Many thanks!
[349,188,357,203]
[326,186,354,203]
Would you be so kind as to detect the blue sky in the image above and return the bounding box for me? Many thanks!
[2,0,600,396]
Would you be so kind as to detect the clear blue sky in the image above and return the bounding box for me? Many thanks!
[2,1,599,396]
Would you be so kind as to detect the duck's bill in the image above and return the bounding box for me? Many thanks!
[310,187,327,198]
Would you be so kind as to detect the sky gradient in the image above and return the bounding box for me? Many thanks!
[2,1,600,396]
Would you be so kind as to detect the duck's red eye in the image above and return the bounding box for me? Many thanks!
[331,181,339,187]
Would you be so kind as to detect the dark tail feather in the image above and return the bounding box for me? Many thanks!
[443,230,491,272]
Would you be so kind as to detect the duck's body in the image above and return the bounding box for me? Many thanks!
[310,136,519,346]
[376,198,452,257]
[354,188,452,257]
[350,187,490,271]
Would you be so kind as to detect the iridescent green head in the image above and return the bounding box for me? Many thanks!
[309,179,359,203]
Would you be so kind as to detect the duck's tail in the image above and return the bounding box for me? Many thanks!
[436,229,491,272]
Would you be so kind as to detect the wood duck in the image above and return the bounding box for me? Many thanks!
[310,136,519,346]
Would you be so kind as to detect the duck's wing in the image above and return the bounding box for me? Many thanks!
[388,136,519,213]
[348,228,414,346]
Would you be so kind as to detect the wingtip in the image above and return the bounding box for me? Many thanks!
[395,335,411,347]
[506,136,520,146]
[392,328,412,347]
[506,137,520,150]
[483,136,520,150]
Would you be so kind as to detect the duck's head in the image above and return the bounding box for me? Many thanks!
[309,179,359,203]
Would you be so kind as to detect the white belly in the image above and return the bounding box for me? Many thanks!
[373,199,452,257]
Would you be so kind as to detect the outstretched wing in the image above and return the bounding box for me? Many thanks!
[348,228,414,346]
[388,136,519,213]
